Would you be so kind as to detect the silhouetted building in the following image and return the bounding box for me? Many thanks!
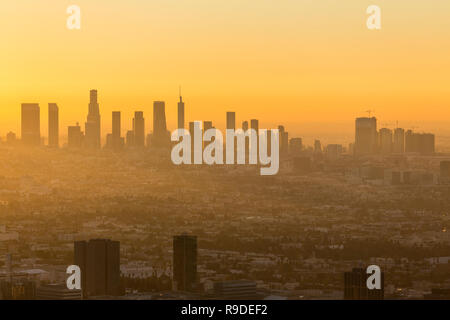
[355,117,377,156]
[173,235,197,292]
[36,284,81,300]
[21,103,40,146]
[74,239,120,298]
[379,128,393,154]
[48,103,59,147]
[126,130,135,147]
[278,126,289,156]
[393,128,405,153]
[314,140,322,154]
[68,123,83,148]
[344,268,384,300]
[152,101,170,148]
[85,90,101,149]
[133,111,145,147]
[405,130,435,155]
[178,92,185,129]
[111,111,123,150]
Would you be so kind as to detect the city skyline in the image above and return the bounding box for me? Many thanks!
[2,1,450,138]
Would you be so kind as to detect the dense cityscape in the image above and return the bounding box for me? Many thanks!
[0,89,449,300]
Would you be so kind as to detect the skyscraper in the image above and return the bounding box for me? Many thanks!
[226,112,236,131]
[112,111,123,150]
[405,131,435,155]
[379,128,393,154]
[393,128,405,153]
[85,90,101,149]
[344,268,384,300]
[74,239,120,297]
[48,103,59,148]
[68,123,83,148]
[278,125,289,156]
[133,111,145,147]
[173,235,197,292]
[178,90,185,130]
[21,103,40,146]
[152,101,169,148]
[355,117,377,156]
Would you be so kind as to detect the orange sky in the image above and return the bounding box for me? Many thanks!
[1,0,450,142]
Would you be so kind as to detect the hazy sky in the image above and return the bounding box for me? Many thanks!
[1,0,450,141]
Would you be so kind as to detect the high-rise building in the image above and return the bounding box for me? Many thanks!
[379,128,393,154]
[126,130,135,147]
[85,90,101,149]
[48,103,59,147]
[393,128,405,153]
[152,101,169,148]
[178,91,185,130]
[226,112,236,131]
[405,131,435,155]
[314,140,322,154]
[21,103,40,146]
[344,268,384,300]
[68,123,83,148]
[355,117,377,156]
[111,111,123,150]
[173,235,197,292]
[133,111,145,147]
[278,125,289,156]
[74,239,120,297]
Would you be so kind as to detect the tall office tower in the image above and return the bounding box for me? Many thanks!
[314,140,322,153]
[111,111,122,150]
[68,123,83,148]
[85,90,101,149]
[393,128,405,153]
[289,138,302,155]
[74,239,120,298]
[278,125,289,156]
[173,235,197,292]
[48,103,59,147]
[344,268,384,300]
[405,130,435,155]
[378,128,393,154]
[354,117,377,156]
[133,111,145,147]
[152,101,169,148]
[126,130,135,147]
[178,91,185,129]
[21,103,40,146]
[226,112,236,131]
